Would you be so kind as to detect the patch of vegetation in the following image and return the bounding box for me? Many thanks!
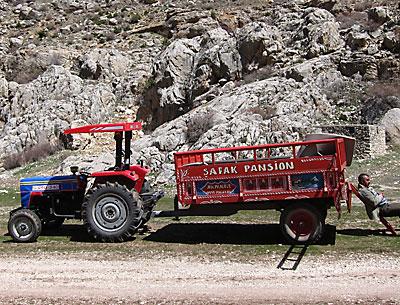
[366,80,400,98]
[113,27,122,34]
[3,141,62,170]
[162,37,170,46]
[143,77,156,89]
[246,105,277,120]
[91,15,106,26]
[185,112,215,143]
[37,29,47,40]
[129,13,141,24]
[0,188,19,207]
[12,150,72,178]
[141,0,158,4]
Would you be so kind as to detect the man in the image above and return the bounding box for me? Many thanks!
[358,173,400,220]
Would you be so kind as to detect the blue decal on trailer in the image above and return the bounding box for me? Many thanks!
[291,173,324,190]
[196,179,240,196]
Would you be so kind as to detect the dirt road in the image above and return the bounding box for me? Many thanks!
[0,252,399,305]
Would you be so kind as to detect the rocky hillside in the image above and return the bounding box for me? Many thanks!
[0,0,399,184]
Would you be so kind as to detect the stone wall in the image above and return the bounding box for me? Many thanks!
[317,124,386,159]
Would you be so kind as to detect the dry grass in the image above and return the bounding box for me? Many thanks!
[3,141,62,170]
[186,112,215,143]
[367,81,400,98]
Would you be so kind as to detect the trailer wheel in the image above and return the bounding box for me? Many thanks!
[82,182,143,242]
[280,204,324,244]
[8,209,42,243]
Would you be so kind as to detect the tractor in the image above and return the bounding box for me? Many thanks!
[8,122,163,242]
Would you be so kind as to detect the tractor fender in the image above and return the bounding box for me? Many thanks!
[89,170,142,192]
[9,206,24,216]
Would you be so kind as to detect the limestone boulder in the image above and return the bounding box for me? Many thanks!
[380,108,400,145]
[297,8,344,58]
[339,53,378,80]
[346,31,370,50]
[138,27,242,130]
[138,38,201,129]
[165,9,219,38]
[285,55,337,82]
[237,22,284,72]
[78,48,131,80]
[189,28,242,99]
[368,7,392,24]
[3,47,76,84]
[58,152,114,175]
[0,66,116,160]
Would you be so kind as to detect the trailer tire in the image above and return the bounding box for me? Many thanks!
[8,209,42,243]
[280,204,325,244]
[82,182,143,242]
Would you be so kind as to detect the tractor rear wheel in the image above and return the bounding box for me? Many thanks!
[8,209,42,243]
[280,204,325,244]
[82,182,143,242]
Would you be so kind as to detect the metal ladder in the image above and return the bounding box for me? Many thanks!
[277,244,309,270]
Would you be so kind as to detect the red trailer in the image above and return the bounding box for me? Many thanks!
[164,134,355,244]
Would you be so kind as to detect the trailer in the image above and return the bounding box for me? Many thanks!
[155,134,355,244]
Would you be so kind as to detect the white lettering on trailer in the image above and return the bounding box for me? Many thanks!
[203,161,294,177]
[204,166,238,177]
[243,161,295,173]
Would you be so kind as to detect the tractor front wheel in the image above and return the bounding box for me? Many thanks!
[8,209,42,243]
[82,182,143,242]
[280,204,325,244]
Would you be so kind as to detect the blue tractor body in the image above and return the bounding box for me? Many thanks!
[20,175,86,209]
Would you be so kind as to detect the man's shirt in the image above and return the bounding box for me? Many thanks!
[358,184,387,221]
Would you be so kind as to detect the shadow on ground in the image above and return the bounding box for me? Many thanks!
[3,223,336,245]
[337,228,399,237]
[144,223,336,246]
[41,224,96,242]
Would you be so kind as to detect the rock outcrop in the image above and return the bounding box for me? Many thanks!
[0,66,115,158]
[0,0,399,184]
[132,72,334,183]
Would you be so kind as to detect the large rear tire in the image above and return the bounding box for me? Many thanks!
[8,209,42,243]
[82,182,143,242]
[280,204,325,244]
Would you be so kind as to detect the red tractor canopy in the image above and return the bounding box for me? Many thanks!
[64,122,142,134]
[64,122,142,171]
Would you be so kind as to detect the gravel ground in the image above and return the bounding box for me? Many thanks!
[0,253,399,304]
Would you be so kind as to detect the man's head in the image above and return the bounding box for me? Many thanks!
[358,173,371,187]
